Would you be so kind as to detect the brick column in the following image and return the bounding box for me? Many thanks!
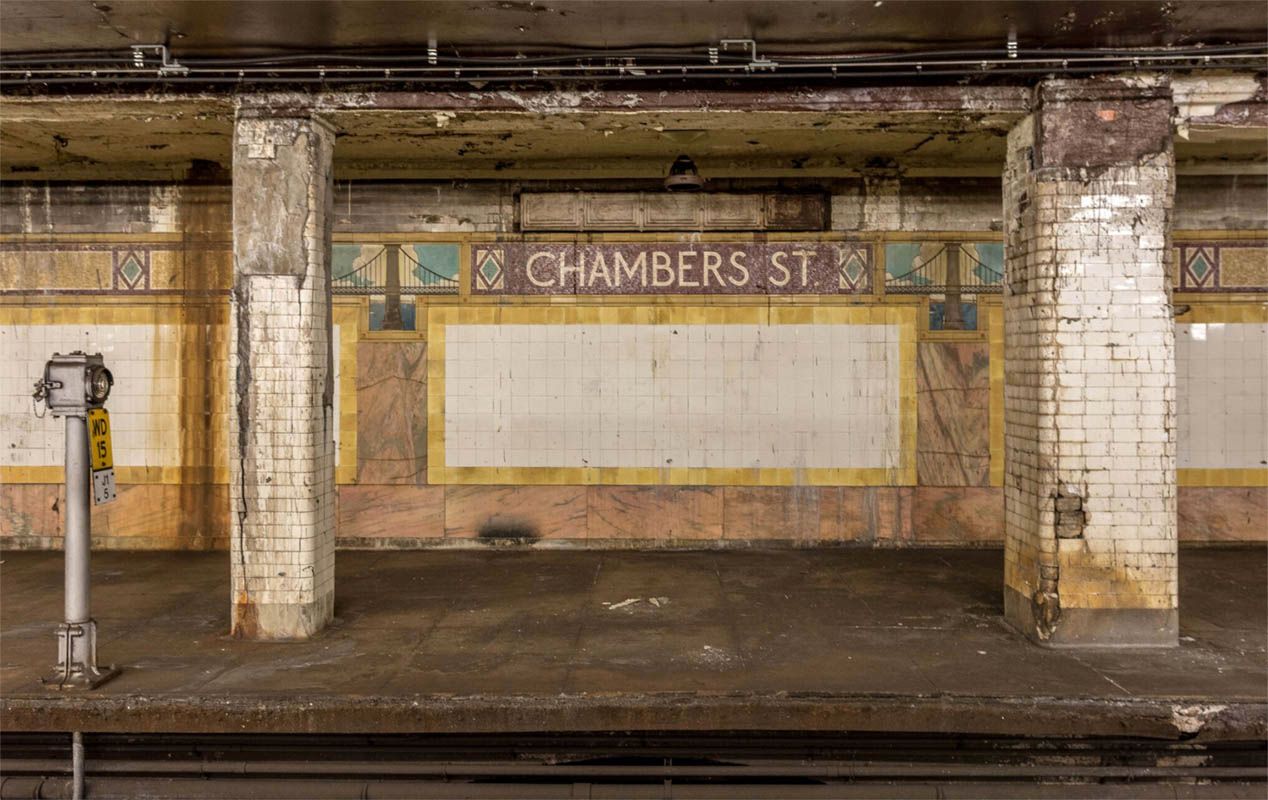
[1002,79,1177,647]
[229,109,336,639]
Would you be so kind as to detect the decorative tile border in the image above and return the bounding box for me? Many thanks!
[112,248,151,291]
[1175,242,1268,292]
[0,239,230,295]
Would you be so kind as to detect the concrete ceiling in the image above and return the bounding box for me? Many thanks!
[0,100,1010,180]
[2,94,1263,181]
[3,1,1265,57]
[2,2,1263,183]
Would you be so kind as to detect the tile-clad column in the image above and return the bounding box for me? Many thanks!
[1002,79,1177,646]
[229,107,336,639]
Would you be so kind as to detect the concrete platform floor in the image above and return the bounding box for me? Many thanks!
[1,548,1265,738]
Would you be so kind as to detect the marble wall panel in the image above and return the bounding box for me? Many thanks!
[819,487,914,544]
[9,484,1259,549]
[91,483,228,549]
[587,487,723,540]
[444,485,588,540]
[1178,487,1268,542]
[1,483,226,549]
[338,485,445,541]
[721,486,825,540]
[912,487,1005,544]
[356,341,428,484]
[916,341,990,486]
[0,483,63,542]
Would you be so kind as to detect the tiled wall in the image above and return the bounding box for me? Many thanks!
[443,322,902,472]
[1,178,1265,550]
[1,320,183,473]
[1177,322,1268,470]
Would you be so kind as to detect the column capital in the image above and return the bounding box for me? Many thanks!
[1035,75,1173,105]
[233,94,336,132]
[1028,77,1174,169]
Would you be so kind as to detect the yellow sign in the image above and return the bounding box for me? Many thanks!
[88,408,113,472]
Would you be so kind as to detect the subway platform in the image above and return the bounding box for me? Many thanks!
[1,547,1265,740]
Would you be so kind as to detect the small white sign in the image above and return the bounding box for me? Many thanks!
[92,467,117,505]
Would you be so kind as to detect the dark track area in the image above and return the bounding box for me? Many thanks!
[3,731,1266,799]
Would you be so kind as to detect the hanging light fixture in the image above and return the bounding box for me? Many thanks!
[664,154,703,192]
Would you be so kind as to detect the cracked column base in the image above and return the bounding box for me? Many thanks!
[232,592,334,640]
[1005,587,1178,648]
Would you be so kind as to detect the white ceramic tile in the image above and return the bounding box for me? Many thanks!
[1176,322,1268,469]
[0,324,182,469]
[444,323,902,470]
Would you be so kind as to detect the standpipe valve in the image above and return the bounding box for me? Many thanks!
[35,351,120,690]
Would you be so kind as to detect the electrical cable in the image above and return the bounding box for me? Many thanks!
[1,41,1263,87]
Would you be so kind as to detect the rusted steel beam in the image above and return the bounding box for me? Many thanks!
[241,86,1034,114]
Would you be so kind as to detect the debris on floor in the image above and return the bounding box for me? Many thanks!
[603,597,670,611]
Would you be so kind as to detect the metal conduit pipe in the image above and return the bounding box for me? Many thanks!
[4,61,1266,89]
[1,45,1264,87]
[5,41,1262,62]
[3,41,1264,65]
[7,50,1264,71]
[70,732,83,800]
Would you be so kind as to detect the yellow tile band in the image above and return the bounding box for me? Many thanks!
[1178,301,1268,324]
[1178,468,1268,488]
[986,302,1006,488]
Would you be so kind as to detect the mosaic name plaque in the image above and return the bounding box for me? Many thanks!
[471,242,871,295]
